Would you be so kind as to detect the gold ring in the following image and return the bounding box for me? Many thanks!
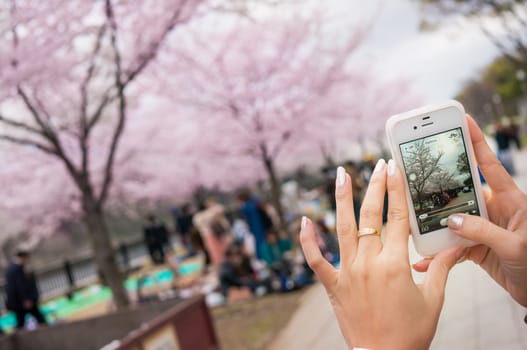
[357,227,380,238]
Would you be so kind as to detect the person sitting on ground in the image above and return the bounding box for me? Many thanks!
[218,245,258,298]
[260,230,294,291]
[299,115,527,349]
[289,221,315,287]
[314,219,339,265]
[231,211,256,257]
[5,251,47,330]
[259,230,292,266]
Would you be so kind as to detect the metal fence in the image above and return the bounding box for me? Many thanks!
[0,237,157,313]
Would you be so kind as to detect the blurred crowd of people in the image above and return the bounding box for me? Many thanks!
[163,192,315,300]
[323,156,388,225]
[134,117,525,303]
[140,155,386,302]
[4,128,523,330]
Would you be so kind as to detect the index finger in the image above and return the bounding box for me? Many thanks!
[467,115,518,193]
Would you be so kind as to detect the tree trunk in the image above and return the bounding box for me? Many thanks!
[83,199,129,310]
[262,155,288,234]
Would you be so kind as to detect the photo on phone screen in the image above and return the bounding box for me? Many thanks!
[399,127,480,234]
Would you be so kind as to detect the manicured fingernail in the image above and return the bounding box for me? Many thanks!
[301,216,308,229]
[387,159,396,176]
[456,247,467,262]
[374,159,386,173]
[336,166,346,187]
[448,215,463,229]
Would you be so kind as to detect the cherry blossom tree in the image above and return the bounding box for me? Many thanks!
[0,0,202,309]
[164,15,420,230]
[157,16,365,230]
[0,2,421,314]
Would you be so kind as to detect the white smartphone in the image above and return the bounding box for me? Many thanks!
[385,100,488,257]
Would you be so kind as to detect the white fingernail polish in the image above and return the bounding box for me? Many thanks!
[374,159,386,173]
[336,166,346,186]
[301,216,308,229]
[387,159,396,176]
[448,215,463,229]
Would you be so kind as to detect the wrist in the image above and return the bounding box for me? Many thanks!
[350,338,432,350]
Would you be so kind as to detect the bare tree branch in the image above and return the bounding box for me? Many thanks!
[498,10,527,63]
[16,86,73,165]
[419,0,527,67]
[511,4,527,31]
[16,87,51,133]
[98,0,127,206]
[32,91,54,122]
[5,1,81,184]
[479,20,525,67]
[0,134,55,154]
[0,113,42,135]
[80,24,107,126]
[123,0,189,86]
[270,130,292,160]
[79,23,107,178]
[98,0,192,206]
[86,88,116,130]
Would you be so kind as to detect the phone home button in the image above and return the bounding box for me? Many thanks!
[440,218,448,227]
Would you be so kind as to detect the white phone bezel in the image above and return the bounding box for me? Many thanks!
[385,100,488,257]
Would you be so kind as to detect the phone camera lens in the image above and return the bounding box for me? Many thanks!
[413,126,417,130]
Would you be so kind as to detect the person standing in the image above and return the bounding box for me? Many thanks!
[494,118,517,175]
[143,214,169,265]
[172,204,195,252]
[5,251,47,330]
[237,190,273,260]
[193,199,232,270]
[218,245,258,298]
[260,230,293,291]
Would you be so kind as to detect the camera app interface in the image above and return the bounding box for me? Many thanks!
[400,127,480,234]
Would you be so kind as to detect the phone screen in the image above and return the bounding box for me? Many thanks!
[399,127,480,234]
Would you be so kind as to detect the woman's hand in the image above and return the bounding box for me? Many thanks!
[415,116,527,307]
[300,159,463,350]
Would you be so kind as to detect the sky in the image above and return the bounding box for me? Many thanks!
[326,0,500,103]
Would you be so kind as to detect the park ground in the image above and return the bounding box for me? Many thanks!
[213,289,307,350]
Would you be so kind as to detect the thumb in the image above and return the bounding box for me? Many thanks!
[447,214,511,256]
[423,246,464,309]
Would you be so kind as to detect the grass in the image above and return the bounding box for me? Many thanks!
[212,288,308,350]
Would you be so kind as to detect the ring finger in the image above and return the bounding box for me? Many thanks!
[356,159,387,260]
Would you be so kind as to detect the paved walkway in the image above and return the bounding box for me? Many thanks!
[269,150,527,350]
